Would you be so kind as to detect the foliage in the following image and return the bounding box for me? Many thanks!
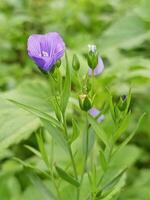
[0,0,150,199]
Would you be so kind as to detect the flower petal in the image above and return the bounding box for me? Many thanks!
[41,32,65,59]
[88,107,100,117]
[27,32,65,71]
[27,34,42,57]
[97,114,105,123]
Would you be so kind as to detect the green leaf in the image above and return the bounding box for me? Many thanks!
[29,174,56,200]
[108,93,116,123]
[24,145,41,158]
[114,113,145,156]
[13,157,51,178]
[0,98,40,151]
[114,111,131,141]
[101,169,126,194]
[41,118,69,153]
[100,14,150,50]
[8,99,59,127]
[99,172,126,200]
[9,98,69,153]
[60,52,71,113]
[36,131,49,167]
[69,119,80,144]
[124,88,131,115]
[88,115,110,148]
[82,126,95,156]
[50,96,62,122]
[55,165,80,187]
[99,150,107,172]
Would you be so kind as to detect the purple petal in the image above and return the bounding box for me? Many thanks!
[88,57,104,76]
[32,56,55,71]
[97,114,105,123]
[89,107,105,123]
[27,34,42,58]
[88,107,100,117]
[27,32,65,71]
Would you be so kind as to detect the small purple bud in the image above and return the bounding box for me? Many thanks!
[88,107,105,123]
[122,95,126,101]
[97,114,105,123]
[89,107,100,117]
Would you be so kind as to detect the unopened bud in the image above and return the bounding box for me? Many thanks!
[79,94,92,111]
[87,51,98,69]
[72,54,80,71]
[55,59,61,68]
[118,96,127,111]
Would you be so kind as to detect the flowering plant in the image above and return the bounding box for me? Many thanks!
[10,32,144,200]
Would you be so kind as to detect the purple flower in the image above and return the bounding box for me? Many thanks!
[88,107,105,123]
[27,32,65,72]
[88,57,104,76]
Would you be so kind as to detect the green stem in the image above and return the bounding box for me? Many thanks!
[78,112,89,200]
[50,139,62,200]
[47,71,62,199]
[85,143,114,200]
[62,113,79,198]
[91,72,95,96]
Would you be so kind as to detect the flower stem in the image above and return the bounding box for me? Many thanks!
[77,112,89,200]
[50,138,62,200]
[62,113,79,198]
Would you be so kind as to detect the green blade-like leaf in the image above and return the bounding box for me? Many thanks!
[69,119,80,144]
[0,98,39,150]
[99,172,126,200]
[60,52,71,113]
[41,118,69,153]
[114,113,145,156]
[24,145,41,158]
[8,99,59,127]
[101,168,127,193]
[55,165,80,187]
[14,157,51,178]
[124,88,131,115]
[114,111,131,141]
[9,99,68,153]
[29,174,56,200]
[36,132,50,167]
[88,115,110,148]
[99,150,107,172]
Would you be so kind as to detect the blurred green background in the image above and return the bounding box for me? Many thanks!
[0,0,150,199]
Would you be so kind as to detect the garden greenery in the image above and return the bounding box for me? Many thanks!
[9,32,144,200]
[0,0,150,199]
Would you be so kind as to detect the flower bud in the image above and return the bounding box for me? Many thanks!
[87,44,98,69]
[79,94,92,111]
[118,96,127,111]
[55,59,61,68]
[72,54,80,71]
[87,51,98,69]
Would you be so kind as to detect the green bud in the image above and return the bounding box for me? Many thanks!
[72,54,80,71]
[118,96,127,111]
[55,59,61,68]
[87,51,98,69]
[79,94,92,111]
